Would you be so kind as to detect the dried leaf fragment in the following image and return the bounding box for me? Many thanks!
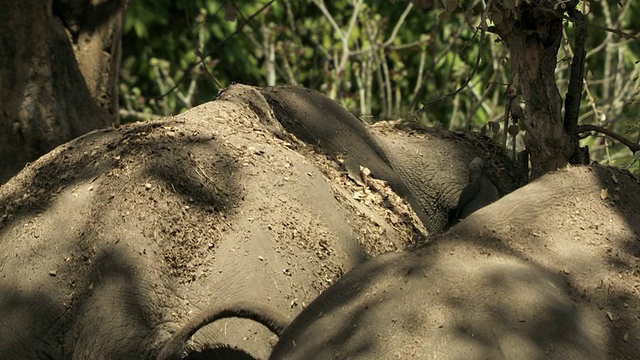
[600,188,608,200]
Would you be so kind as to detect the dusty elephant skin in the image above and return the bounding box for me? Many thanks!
[223,84,524,233]
[254,85,431,228]
[270,166,640,359]
[0,93,421,358]
[257,85,398,185]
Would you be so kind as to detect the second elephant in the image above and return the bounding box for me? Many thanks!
[155,166,639,360]
[268,165,640,359]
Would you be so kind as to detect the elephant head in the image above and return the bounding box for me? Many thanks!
[369,123,524,232]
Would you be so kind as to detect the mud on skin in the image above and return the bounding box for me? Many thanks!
[0,89,422,359]
[268,166,640,360]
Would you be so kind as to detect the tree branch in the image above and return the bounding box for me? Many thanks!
[382,2,414,48]
[563,3,586,136]
[418,21,486,112]
[537,6,640,42]
[578,124,640,154]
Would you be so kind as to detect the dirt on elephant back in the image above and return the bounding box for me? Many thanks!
[451,165,640,354]
[0,104,424,280]
[0,91,426,358]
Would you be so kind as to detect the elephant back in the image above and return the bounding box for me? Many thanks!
[258,86,428,222]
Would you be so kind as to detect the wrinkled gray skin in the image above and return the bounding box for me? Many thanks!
[452,157,499,221]
[369,125,523,232]
[0,95,416,359]
[269,166,640,359]
[0,84,523,358]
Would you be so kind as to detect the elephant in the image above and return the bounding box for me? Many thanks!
[217,84,526,233]
[217,84,430,229]
[267,165,640,359]
[368,122,525,232]
[0,89,423,358]
[151,164,640,360]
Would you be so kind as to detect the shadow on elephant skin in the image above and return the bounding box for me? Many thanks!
[183,345,256,360]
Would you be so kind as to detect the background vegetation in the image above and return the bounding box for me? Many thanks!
[120,0,640,172]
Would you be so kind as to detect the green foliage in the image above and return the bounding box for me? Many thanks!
[120,0,487,125]
[567,0,640,172]
[120,0,639,172]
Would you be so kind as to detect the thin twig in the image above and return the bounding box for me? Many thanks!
[418,22,486,112]
[578,124,640,153]
[381,3,414,48]
[537,6,640,42]
[408,24,465,110]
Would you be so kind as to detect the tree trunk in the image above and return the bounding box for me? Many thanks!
[490,3,576,178]
[0,0,127,184]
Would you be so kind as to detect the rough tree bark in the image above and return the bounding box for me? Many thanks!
[0,0,127,184]
[488,1,582,178]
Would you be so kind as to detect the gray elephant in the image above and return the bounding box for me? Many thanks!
[0,90,421,358]
[153,165,640,359]
[265,165,640,359]
[368,121,524,231]
[219,84,525,233]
